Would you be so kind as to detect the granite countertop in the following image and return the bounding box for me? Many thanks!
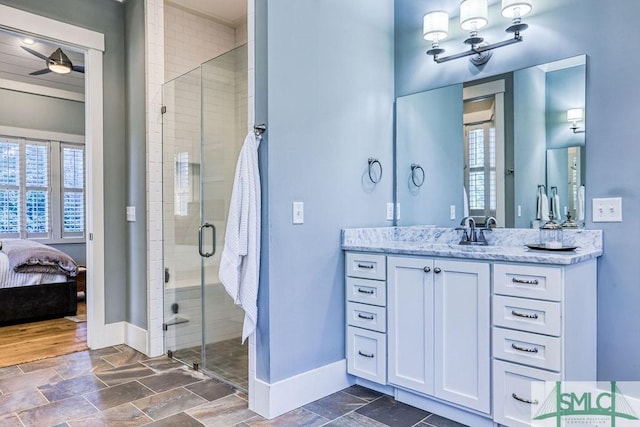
[341,226,603,265]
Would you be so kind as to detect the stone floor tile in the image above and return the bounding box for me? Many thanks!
[141,356,183,372]
[0,368,63,394]
[356,395,431,427]
[303,391,368,420]
[132,387,207,421]
[17,395,97,427]
[186,394,257,426]
[0,413,22,426]
[66,402,152,427]
[137,367,205,393]
[341,385,384,402]
[144,411,204,426]
[53,355,115,380]
[102,347,148,367]
[244,407,328,426]
[323,411,390,427]
[0,389,48,416]
[419,414,469,427]
[19,357,69,374]
[84,381,154,411]
[38,374,107,402]
[95,363,156,386]
[0,366,21,380]
[185,379,235,402]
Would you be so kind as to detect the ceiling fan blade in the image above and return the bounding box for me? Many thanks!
[29,68,51,76]
[21,46,49,61]
[72,65,85,73]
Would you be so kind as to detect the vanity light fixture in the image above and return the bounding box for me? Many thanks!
[567,108,585,133]
[423,0,533,66]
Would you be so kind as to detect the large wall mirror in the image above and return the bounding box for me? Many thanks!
[396,54,586,228]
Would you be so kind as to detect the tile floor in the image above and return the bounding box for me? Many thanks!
[172,338,249,391]
[0,345,468,426]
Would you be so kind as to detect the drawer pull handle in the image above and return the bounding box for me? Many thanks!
[434,267,442,274]
[423,266,431,273]
[357,263,374,270]
[512,278,539,285]
[511,343,539,353]
[358,351,374,358]
[511,310,539,320]
[512,393,538,405]
[357,313,374,320]
[357,288,375,295]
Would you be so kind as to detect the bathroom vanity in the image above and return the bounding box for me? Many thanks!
[342,226,602,427]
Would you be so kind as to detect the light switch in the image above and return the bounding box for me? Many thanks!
[292,202,304,224]
[450,205,456,220]
[592,197,622,222]
[386,203,394,221]
[126,206,136,222]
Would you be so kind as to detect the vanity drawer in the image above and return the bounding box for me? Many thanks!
[494,263,562,302]
[493,328,561,371]
[493,360,560,427]
[347,326,386,384]
[346,252,386,280]
[493,295,561,336]
[347,277,386,307]
[347,302,386,333]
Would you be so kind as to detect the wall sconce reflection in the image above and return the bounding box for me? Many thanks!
[567,108,585,134]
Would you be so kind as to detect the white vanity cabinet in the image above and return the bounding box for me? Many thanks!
[387,256,491,414]
[491,260,597,427]
[345,252,387,384]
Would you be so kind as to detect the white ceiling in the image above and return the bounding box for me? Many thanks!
[167,0,247,26]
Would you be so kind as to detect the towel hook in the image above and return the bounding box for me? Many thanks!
[367,158,382,184]
[253,123,266,137]
[410,163,425,187]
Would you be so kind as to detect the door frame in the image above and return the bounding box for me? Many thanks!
[0,5,110,348]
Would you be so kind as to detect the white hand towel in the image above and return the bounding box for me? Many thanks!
[540,194,550,221]
[552,194,561,221]
[577,185,585,221]
[219,131,261,343]
[463,186,469,218]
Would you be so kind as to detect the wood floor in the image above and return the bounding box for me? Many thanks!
[0,300,87,368]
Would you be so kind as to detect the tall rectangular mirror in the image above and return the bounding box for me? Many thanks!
[395,55,586,228]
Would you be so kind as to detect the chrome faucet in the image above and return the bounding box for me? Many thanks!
[457,216,477,244]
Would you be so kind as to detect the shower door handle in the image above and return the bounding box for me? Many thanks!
[198,223,216,257]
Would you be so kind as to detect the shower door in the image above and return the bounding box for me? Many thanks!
[162,45,248,390]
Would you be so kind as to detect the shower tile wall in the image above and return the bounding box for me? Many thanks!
[163,5,248,351]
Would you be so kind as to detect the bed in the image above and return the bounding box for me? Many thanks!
[0,239,78,326]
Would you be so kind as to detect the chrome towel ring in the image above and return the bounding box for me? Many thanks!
[411,163,425,187]
[368,158,382,184]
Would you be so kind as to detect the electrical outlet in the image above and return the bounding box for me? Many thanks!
[395,203,401,220]
[592,197,622,222]
[517,205,522,217]
[450,205,456,220]
[386,203,394,221]
[126,206,136,222]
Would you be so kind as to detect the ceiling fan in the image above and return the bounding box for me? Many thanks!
[21,46,85,75]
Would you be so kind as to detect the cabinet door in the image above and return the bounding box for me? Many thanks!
[433,259,490,413]
[387,256,434,395]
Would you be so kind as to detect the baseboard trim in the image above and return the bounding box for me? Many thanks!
[125,322,148,354]
[252,359,353,419]
[90,321,124,349]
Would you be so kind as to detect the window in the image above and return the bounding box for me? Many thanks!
[0,136,84,242]
[464,124,497,218]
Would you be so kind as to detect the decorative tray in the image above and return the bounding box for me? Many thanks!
[525,244,578,252]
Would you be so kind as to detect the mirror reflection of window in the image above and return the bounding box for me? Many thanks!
[463,88,504,226]
[174,152,190,216]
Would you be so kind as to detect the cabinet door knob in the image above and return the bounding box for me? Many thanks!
[423,266,431,273]
[434,267,442,274]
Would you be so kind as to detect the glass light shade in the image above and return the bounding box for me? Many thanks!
[48,63,71,74]
[423,11,449,41]
[22,37,35,45]
[460,0,488,31]
[501,0,533,18]
[567,108,584,122]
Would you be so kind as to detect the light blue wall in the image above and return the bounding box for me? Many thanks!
[513,66,546,228]
[257,0,395,382]
[396,0,640,380]
[396,84,463,226]
[1,0,128,323]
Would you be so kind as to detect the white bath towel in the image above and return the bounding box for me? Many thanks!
[577,185,585,221]
[536,192,550,221]
[552,194,561,221]
[219,131,261,343]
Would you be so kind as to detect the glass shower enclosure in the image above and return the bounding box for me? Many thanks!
[162,45,248,391]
